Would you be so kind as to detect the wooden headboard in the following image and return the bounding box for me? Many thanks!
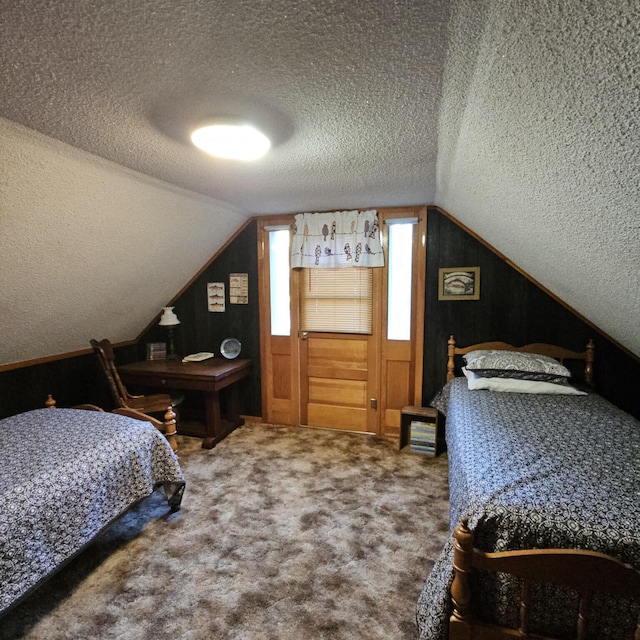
[446,335,595,387]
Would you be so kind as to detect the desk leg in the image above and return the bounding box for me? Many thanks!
[226,382,244,429]
[202,391,222,449]
[201,385,246,450]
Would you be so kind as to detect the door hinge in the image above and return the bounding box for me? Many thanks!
[370,398,377,409]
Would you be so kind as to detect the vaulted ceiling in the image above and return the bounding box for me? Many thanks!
[1,0,638,365]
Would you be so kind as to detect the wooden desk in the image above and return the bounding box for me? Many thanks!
[119,359,251,449]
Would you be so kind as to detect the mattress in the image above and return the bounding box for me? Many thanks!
[417,377,640,639]
[0,408,185,614]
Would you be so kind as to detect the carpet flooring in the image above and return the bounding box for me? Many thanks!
[1,423,450,640]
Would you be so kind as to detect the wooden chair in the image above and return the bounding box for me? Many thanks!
[90,338,181,416]
[450,518,640,640]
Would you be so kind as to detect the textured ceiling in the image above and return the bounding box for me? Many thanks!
[0,0,639,363]
[0,0,449,214]
[436,0,640,358]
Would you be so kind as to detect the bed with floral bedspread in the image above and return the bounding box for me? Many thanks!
[0,408,185,615]
[417,376,640,640]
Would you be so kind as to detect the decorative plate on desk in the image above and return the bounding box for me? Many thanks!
[220,338,241,359]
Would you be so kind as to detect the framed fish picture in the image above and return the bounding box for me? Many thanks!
[207,282,226,312]
[438,267,480,301]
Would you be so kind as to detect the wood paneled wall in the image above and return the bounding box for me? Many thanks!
[0,343,138,418]
[136,221,262,418]
[2,209,638,421]
[423,207,640,418]
[0,223,262,421]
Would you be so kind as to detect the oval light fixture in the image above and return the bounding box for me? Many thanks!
[191,120,271,161]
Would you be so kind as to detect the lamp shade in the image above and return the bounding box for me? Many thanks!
[159,307,180,326]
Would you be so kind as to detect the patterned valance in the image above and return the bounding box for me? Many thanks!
[291,209,384,268]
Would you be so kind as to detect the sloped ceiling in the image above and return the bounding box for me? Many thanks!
[0,120,248,365]
[0,0,638,366]
[436,0,640,359]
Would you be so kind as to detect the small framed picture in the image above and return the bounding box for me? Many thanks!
[207,282,226,312]
[438,267,480,301]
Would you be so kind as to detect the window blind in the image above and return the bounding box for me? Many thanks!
[300,268,372,334]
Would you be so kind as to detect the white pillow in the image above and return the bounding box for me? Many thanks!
[462,367,587,395]
[463,349,571,382]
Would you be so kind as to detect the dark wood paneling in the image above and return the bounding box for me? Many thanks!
[0,342,144,419]
[0,225,261,421]
[423,207,640,418]
[2,213,638,423]
[0,353,108,418]
[137,220,262,418]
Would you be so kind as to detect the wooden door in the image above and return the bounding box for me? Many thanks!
[299,329,379,434]
[257,206,426,443]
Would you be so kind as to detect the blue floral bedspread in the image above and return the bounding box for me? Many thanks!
[0,408,185,615]
[417,377,640,640]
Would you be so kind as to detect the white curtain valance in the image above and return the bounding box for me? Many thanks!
[291,209,384,268]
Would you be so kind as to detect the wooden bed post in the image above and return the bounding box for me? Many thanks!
[45,394,56,409]
[113,406,179,454]
[450,517,474,627]
[447,335,457,382]
[163,406,178,454]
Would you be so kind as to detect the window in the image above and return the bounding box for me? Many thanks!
[300,268,372,334]
[387,221,414,340]
[269,229,291,336]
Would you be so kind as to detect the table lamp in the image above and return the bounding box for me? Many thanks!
[159,307,180,360]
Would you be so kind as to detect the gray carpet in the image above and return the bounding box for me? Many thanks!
[1,423,450,639]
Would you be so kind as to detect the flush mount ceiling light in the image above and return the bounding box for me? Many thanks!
[190,120,271,161]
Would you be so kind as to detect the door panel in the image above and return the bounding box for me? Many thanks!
[267,337,296,424]
[308,402,368,431]
[381,359,411,436]
[379,339,414,438]
[307,336,367,374]
[308,377,367,405]
[272,356,291,398]
[300,334,375,433]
